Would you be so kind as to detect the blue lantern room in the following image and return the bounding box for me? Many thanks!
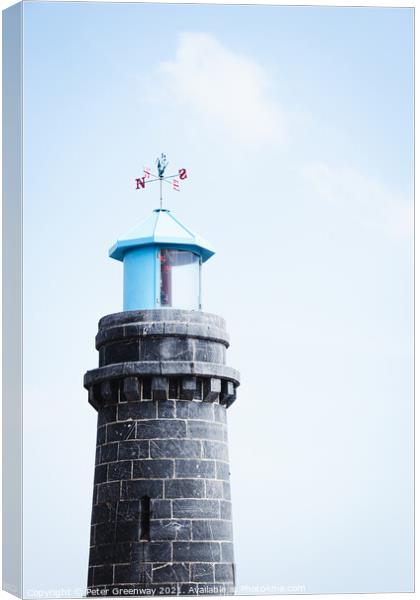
[109,208,215,311]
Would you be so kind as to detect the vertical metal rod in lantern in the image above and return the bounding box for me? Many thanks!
[160,249,172,306]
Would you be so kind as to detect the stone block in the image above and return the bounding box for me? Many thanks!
[168,378,180,400]
[98,405,117,427]
[108,460,132,481]
[203,378,221,403]
[191,563,215,583]
[187,421,224,441]
[220,381,235,406]
[137,419,186,439]
[118,401,156,421]
[93,565,113,586]
[172,499,219,519]
[89,543,115,566]
[116,500,140,522]
[139,339,161,361]
[100,381,115,405]
[94,464,108,485]
[122,377,141,402]
[216,461,230,481]
[191,520,232,541]
[176,401,214,421]
[133,459,174,479]
[160,337,194,361]
[213,404,227,424]
[221,542,234,562]
[90,525,95,546]
[91,503,115,525]
[163,321,189,336]
[173,542,221,562]
[92,485,98,506]
[152,377,169,401]
[105,340,140,365]
[202,441,229,461]
[97,481,120,503]
[165,478,205,499]
[152,563,189,583]
[114,541,139,563]
[95,522,116,545]
[150,499,171,519]
[142,378,152,400]
[96,426,106,446]
[114,563,152,584]
[118,440,149,460]
[181,377,198,400]
[115,520,140,543]
[175,459,216,479]
[222,482,231,500]
[107,422,136,443]
[158,400,175,418]
[160,361,193,376]
[139,564,154,585]
[150,519,191,541]
[122,479,163,500]
[194,340,225,364]
[137,541,172,562]
[150,439,201,459]
[215,563,234,583]
[220,500,232,520]
[100,443,118,464]
[205,480,224,499]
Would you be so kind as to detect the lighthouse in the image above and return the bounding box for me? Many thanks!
[84,168,240,595]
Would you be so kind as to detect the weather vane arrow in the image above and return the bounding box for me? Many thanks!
[135,153,188,209]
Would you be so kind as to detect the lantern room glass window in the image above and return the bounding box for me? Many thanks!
[160,249,201,309]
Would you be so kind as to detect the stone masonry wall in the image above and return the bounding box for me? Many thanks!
[85,311,239,596]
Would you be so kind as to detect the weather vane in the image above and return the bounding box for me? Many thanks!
[135,153,188,209]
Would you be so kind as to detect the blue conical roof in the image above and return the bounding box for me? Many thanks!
[109,209,215,262]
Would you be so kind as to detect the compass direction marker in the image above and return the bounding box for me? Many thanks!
[135,153,188,208]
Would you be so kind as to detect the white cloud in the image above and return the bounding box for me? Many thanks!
[159,32,286,146]
[304,163,413,240]
[153,33,411,242]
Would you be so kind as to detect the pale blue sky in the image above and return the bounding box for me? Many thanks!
[21,2,413,596]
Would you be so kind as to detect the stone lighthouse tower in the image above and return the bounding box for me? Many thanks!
[84,203,240,595]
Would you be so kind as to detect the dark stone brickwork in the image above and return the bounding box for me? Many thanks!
[85,310,239,596]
